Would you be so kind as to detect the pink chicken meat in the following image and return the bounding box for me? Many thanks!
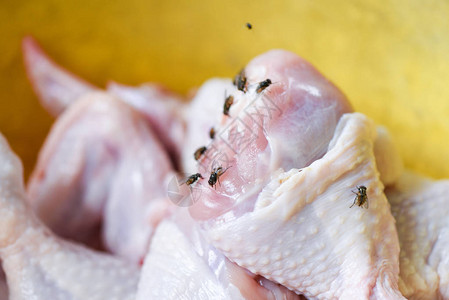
[189,50,352,219]
[187,50,404,299]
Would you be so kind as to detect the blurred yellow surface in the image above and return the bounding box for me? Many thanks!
[1,0,449,179]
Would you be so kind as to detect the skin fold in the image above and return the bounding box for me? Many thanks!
[386,172,449,299]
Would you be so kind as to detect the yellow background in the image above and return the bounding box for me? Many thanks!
[1,0,449,179]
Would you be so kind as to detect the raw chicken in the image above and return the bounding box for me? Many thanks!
[194,113,404,299]
[181,83,402,186]
[27,92,175,263]
[0,132,140,300]
[188,50,353,220]
[137,210,304,300]
[23,37,186,167]
[22,36,98,116]
[21,37,410,299]
[179,78,235,173]
[107,81,186,167]
[373,126,403,186]
[188,50,404,299]
[386,172,449,299]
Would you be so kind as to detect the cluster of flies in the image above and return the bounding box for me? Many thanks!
[184,21,369,208]
[186,66,272,189]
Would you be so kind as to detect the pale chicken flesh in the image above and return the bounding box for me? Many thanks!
[27,92,175,263]
[386,172,449,299]
[137,210,303,300]
[0,133,140,300]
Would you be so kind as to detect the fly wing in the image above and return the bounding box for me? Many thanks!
[363,197,369,209]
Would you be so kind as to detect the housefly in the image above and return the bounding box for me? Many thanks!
[184,173,203,186]
[209,127,215,139]
[208,166,230,189]
[350,185,368,209]
[256,79,272,93]
[194,146,207,161]
[223,95,234,116]
[233,69,248,93]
